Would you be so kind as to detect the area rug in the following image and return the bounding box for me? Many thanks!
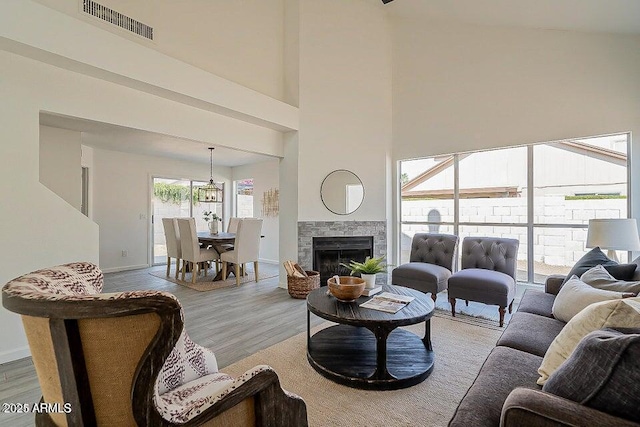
[223,316,502,427]
[149,263,279,292]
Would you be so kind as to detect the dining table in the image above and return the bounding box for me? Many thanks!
[197,232,236,281]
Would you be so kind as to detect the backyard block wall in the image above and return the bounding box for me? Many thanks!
[401,196,627,268]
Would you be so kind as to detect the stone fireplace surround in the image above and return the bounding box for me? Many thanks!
[298,221,387,285]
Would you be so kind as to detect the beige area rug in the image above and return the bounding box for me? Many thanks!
[223,316,502,427]
[149,263,279,292]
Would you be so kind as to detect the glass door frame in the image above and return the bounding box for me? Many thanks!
[150,175,225,266]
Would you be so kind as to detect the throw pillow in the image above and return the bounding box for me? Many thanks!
[552,275,625,322]
[543,328,640,423]
[581,264,640,294]
[602,263,638,281]
[562,247,618,284]
[538,298,640,385]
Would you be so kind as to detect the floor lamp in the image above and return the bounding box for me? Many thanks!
[586,218,640,262]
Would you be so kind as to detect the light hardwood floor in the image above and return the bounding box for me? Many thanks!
[0,264,538,426]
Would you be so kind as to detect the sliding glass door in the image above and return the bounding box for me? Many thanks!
[152,177,224,265]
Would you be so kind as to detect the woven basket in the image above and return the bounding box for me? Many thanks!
[287,271,320,299]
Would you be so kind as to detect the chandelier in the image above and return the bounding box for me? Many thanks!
[198,147,223,203]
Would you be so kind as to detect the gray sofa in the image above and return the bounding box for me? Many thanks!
[449,272,640,427]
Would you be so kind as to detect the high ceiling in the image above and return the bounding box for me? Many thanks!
[40,113,274,167]
[379,0,640,35]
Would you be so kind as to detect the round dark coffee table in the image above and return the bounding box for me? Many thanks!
[306,284,435,390]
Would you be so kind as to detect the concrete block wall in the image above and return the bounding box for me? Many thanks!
[401,196,627,268]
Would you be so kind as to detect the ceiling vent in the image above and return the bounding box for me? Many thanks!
[82,0,153,40]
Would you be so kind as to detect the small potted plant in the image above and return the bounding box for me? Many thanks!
[203,211,222,234]
[340,256,386,289]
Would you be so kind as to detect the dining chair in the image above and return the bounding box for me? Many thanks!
[177,218,219,283]
[221,218,263,286]
[227,217,241,234]
[161,218,182,279]
[2,262,308,426]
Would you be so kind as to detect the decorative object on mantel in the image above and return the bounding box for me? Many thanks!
[285,260,320,299]
[320,169,364,215]
[203,211,222,235]
[586,218,640,262]
[198,147,224,203]
[261,188,279,217]
[341,256,387,289]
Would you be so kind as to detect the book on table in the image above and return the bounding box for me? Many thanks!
[360,286,382,297]
[359,292,415,314]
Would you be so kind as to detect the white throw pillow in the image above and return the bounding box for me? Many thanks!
[581,264,640,294]
[538,298,640,385]
[552,275,625,322]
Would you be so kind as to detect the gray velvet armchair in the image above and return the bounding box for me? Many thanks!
[448,237,519,327]
[392,233,459,303]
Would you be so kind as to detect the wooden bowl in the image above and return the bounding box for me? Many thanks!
[327,276,366,302]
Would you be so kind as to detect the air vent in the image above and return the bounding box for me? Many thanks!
[82,0,153,40]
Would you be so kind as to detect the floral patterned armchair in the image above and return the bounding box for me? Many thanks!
[2,262,307,426]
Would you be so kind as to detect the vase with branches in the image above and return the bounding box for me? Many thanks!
[203,211,222,234]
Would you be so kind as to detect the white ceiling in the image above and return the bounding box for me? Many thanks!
[379,0,640,35]
[39,113,274,167]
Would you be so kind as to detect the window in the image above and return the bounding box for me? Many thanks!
[235,178,254,217]
[399,134,630,283]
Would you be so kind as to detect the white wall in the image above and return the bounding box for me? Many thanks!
[92,148,232,272]
[232,159,280,263]
[392,20,640,159]
[39,125,82,210]
[297,0,392,222]
[33,0,286,101]
[0,55,99,363]
[391,20,640,262]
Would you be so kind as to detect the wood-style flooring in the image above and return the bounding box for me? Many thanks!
[0,264,539,426]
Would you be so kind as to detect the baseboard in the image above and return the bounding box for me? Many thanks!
[259,258,279,265]
[0,346,30,364]
[100,264,148,274]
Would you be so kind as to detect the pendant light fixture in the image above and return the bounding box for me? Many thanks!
[198,147,223,203]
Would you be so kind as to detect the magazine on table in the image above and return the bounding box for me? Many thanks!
[359,292,415,314]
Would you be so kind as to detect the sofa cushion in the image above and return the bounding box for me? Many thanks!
[552,275,626,322]
[516,289,555,318]
[391,262,451,294]
[581,264,640,294]
[496,312,566,357]
[562,247,621,284]
[449,346,542,427]
[537,298,640,385]
[543,328,640,424]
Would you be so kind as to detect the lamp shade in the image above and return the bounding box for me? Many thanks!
[586,219,640,251]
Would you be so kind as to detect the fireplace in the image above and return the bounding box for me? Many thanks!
[312,236,374,285]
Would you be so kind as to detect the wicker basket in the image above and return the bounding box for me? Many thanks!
[287,270,320,299]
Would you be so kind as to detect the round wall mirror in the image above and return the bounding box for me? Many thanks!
[320,170,365,215]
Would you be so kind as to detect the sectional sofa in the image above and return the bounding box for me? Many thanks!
[449,269,640,426]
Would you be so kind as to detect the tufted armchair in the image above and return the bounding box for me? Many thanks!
[392,233,459,303]
[448,237,519,327]
[2,262,307,426]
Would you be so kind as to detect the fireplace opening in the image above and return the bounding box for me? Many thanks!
[313,236,374,285]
